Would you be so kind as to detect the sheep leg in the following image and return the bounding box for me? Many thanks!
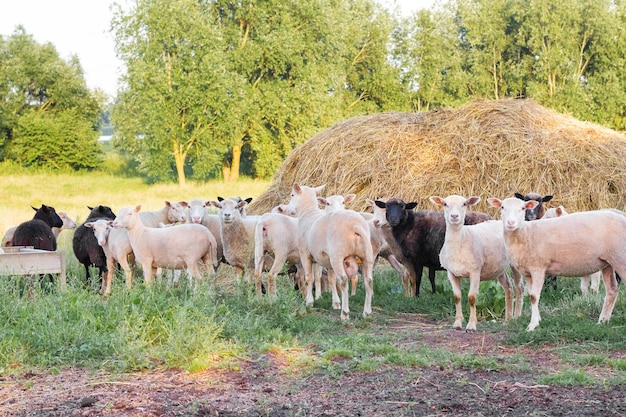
[580,275,590,295]
[466,274,481,332]
[101,253,115,296]
[526,272,545,332]
[301,256,315,307]
[120,254,134,290]
[332,268,350,322]
[598,266,619,324]
[351,275,358,296]
[361,261,374,318]
[142,260,155,286]
[386,254,409,296]
[448,272,464,330]
[510,267,524,318]
[313,264,323,299]
[414,265,424,297]
[590,271,601,293]
[327,269,341,309]
[496,272,513,321]
[266,256,287,297]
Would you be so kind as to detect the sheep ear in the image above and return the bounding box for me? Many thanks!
[85,222,94,229]
[344,194,356,204]
[244,197,253,204]
[87,206,94,210]
[487,198,502,209]
[32,206,38,211]
[179,201,188,207]
[164,201,171,207]
[525,200,539,210]
[374,200,386,209]
[135,205,142,212]
[317,197,328,207]
[217,196,224,202]
[406,202,418,210]
[467,196,481,206]
[428,196,444,207]
[542,195,554,203]
[208,201,220,208]
[314,184,326,194]
[514,193,524,200]
[107,220,114,226]
[293,183,302,193]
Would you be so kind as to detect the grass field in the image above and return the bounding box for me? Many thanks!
[1,171,625,391]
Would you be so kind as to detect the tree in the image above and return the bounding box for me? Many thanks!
[112,0,403,183]
[0,27,103,168]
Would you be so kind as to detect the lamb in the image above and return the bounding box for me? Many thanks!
[12,205,64,251]
[429,195,523,331]
[514,192,553,221]
[286,183,375,321]
[374,198,493,297]
[112,205,218,287]
[72,205,117,286]
[487,196,623,332]
[3,211,76,247]
[208,197,260,279]
[84,219,135,295]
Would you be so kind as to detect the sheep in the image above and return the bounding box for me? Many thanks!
[429,195,523,331]
[253,210,302,296]
[286,183,375,321]
[514,192,553,221]
[320,194,408,297]
[72,205,117,287]
[3,211,76,247]
[487,196,623,332]
[138,201,188,228]
[374,198,493,297]
[208,197,260,280]
[12,205,64,251]
[543,205,606,295]
[186,199,224,263]
[84,219,135,295]
[112,205,218,287]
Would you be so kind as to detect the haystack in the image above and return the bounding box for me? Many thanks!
[248,98,626,215]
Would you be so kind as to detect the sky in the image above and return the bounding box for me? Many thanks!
[0,0,435,101]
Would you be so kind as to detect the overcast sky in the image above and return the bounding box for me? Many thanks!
[0,0,435,101]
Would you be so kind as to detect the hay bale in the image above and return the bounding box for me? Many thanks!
[248,98,626,215]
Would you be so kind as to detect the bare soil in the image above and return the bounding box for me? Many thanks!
[2,314,625,417]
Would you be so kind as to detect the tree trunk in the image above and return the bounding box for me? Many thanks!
[173,147,186,187]
[231,144,241,182]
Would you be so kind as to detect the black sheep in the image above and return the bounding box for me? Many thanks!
[12,205,64,251]
[72,205,116,287]
[375,198,492,297]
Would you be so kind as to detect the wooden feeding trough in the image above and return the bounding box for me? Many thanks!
[0,246,66,289]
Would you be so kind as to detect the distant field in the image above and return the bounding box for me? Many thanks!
[0,172,271,236]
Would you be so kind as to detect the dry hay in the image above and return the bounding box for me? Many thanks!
[248,98,626,215]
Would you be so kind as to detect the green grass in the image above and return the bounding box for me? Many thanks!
[1,171,626,388]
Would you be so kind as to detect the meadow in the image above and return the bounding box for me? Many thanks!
[1,170,626,415]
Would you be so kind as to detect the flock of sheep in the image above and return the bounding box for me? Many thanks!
[1,185,624,333]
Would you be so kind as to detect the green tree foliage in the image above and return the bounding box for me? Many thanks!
[395,0,626,130]
[0,27,103,169]
[112,0,402,183]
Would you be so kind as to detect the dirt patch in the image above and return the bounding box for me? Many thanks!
[2,314,625,417]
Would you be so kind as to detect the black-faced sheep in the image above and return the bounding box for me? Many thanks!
[12,205,64,251]
[72,205,117,287]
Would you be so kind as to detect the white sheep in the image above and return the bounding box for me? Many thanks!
[84,219,135,295]
[139,201,188,227]
[487,197,623,332]
[430,195,523,331]
[112,205,218,287]
[542,205,602,295]
[186,198,224,263]
[286,183,375,321]
[208,198,260,280]
[253,210,302,296]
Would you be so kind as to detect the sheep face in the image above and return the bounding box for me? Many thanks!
[212,198,246,224]
[488,197,538,231]
[375,198,418,228]
[514,192,553,221]
[318,194,356,213]
[186,199,209,224]
[85,219,113,247]
[87,205,116,221]
[165,201,188,223]
[58,212,77,230]
[429,195,481,226]
[32,204,64,228]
